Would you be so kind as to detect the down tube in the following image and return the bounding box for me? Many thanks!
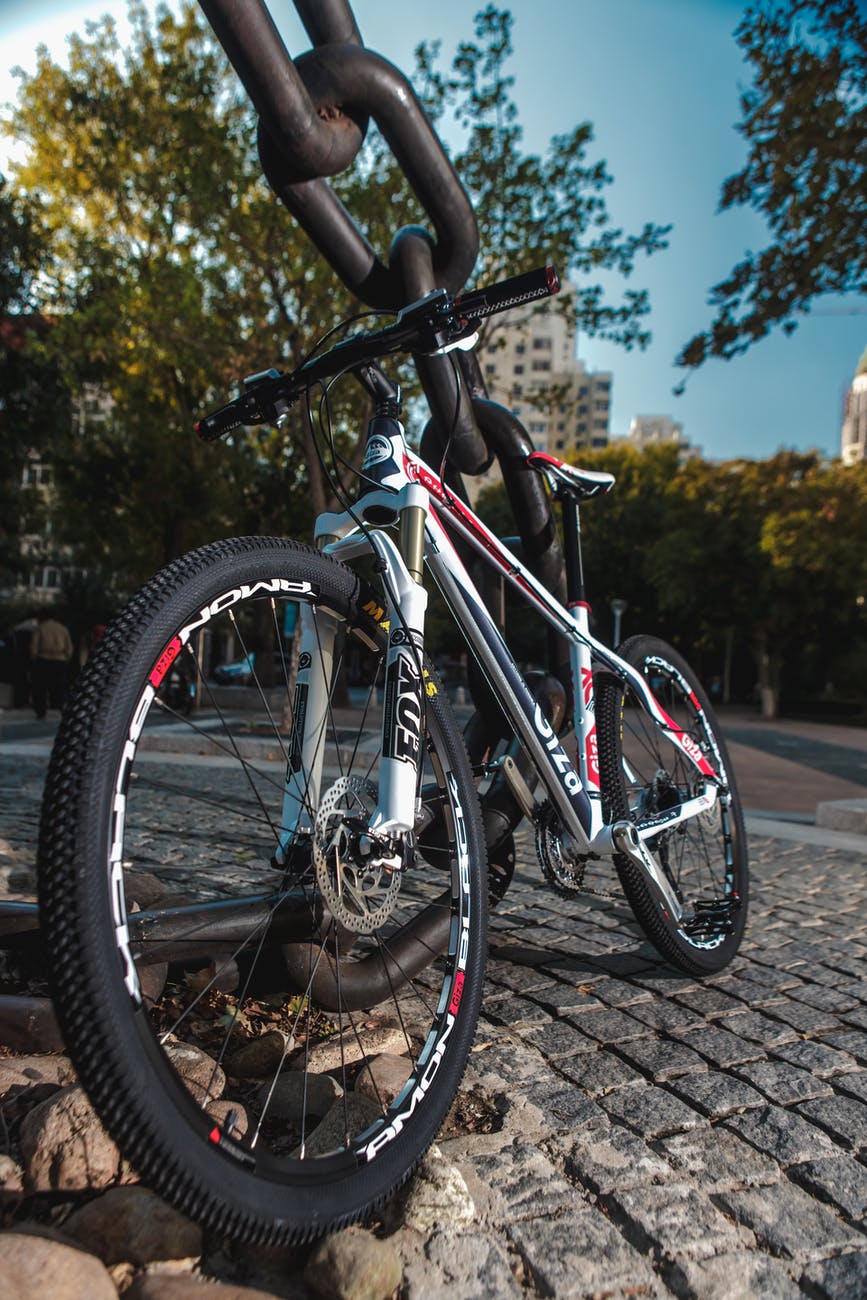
[424,513,593,843]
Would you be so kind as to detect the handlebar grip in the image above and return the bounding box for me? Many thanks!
[196,386,280,441]
[455,264,560,322]
[195,404,245,442]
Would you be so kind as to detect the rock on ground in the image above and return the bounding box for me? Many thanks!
[63,1185,203,1267]
[304,1227,402,1300]
[18,1084,122,1192]
[0,1231,117,1299]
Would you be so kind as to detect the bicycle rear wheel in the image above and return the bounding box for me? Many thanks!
[38,536,487,1243]
[596,635,748,975]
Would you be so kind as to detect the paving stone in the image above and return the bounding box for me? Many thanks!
[526,984,602,1014]
[612,1035,708,1082]
[656,1126,780,1192]
[674,987,746,1018]
[563,1007,650,1044]
[462,1041,550,1097]
[787,982,862,1013]
[421,1230,523,1299]
[607,1181,750,1262]
[585,977,654,1008]
[625,999,705,1035]
[790,1155,867,1220]
[481,996,552,1029]
[843,1004,867,1031]
[519,1077,603,1128]
[557,1048,647,1098]
[668,1070,766,1119]
[722,1010,800,1047]
[796,1094,867,1152]
[522,1019,595,1060]
[832,1070,867,1104]
[772,1039,859,1078]
[739,964,805,992]
[761,1002,843,1035]
[735,1060,834,1106]
[820,1030,867,1064]
[507,1208,659,1298]
[558,1119,673,1194]
[712,975,788,1006]
[723,1105,841,1165]
[672,1250,802,1300]
[801,1251,867,1298]
[600,1085,706,1139]
[484,962,556,995]
[715,1181,863,1261]
[460,1141,582,1221]
[679,1024,766,1069]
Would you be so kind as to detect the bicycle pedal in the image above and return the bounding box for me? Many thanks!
[682,896,740,938]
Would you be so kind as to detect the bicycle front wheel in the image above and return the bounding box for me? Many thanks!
[596,635,748,975]
[38,537,487,1243]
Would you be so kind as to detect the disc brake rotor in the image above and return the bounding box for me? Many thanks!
[313,775,401,934]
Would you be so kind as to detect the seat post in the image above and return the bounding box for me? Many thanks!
[560,494,586,607]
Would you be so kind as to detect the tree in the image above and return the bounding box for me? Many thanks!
[418,7,670,352]
[678,0,867,370]
[0,178,70,588]
[476,444,867,718]
[4,1,364,588]
[3,2,669,592]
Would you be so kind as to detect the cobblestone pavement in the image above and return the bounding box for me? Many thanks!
[2,747,867,1298]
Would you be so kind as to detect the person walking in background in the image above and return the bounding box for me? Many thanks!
[30,609,73,719]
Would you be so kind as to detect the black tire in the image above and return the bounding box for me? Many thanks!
[38,537,487,1244]
[596,635,748,975]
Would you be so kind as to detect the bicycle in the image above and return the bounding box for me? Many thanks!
[38,264,747,1244]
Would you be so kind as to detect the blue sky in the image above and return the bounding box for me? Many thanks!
[2,0,864,461]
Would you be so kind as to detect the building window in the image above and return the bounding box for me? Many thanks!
[514,364,524,375]
[515,343,525,355]
[529,421,547,434]
[513,383,523,397]
[531,360,551,372]
[555,439,565,450]
[485,364,496,376]
[557,422,565,432]
[532,337,552,350]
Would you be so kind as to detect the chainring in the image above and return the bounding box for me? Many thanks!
[535,801,593,898]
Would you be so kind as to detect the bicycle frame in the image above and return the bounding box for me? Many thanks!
[284,410,725,925]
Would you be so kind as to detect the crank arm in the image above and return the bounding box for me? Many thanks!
[610,820,683,924]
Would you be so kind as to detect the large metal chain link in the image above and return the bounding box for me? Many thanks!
[199,0,489,471]
[199,0,566,611]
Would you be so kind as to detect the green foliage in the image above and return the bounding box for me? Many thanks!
[679,0,867,369]
[477,444,867,710]
[1,1,669,595]
[0,179,71,586]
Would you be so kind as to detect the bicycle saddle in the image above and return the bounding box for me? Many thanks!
[525,451,615,500]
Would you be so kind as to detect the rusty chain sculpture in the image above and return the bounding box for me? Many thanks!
[199,0,568,676]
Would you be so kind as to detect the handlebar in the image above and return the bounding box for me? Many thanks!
[196,264,560,442]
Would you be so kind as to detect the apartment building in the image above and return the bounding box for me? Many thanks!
[475,285,611,468]
[626,414,701,462]
[841,348,867,465]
